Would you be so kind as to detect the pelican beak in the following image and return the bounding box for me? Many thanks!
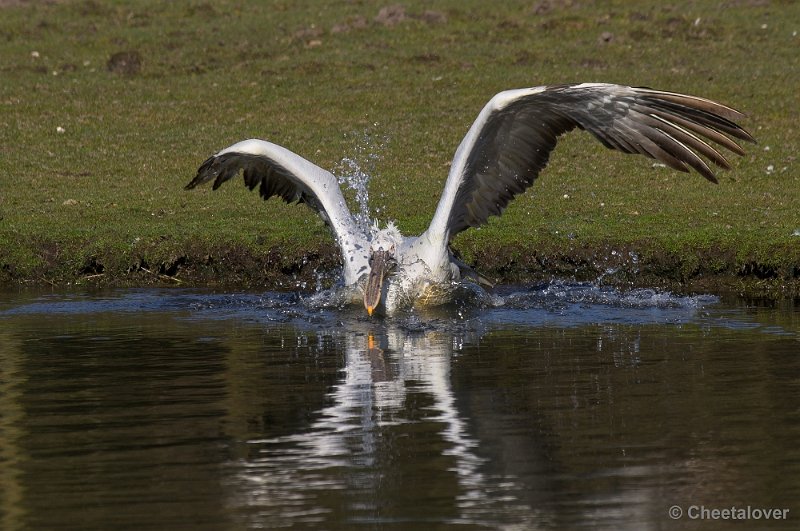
[364,249,391,317]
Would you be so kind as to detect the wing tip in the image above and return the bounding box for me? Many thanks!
[697,166,720,184]
[640,88,756,143]
[184,155,219,190]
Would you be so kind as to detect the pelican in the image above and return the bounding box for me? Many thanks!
[185,83,753,316]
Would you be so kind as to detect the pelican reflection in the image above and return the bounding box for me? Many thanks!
[225,323,538,527]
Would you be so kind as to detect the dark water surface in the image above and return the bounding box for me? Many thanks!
[1,284,798,530]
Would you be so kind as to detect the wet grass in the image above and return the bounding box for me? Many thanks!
[1,0,798,292]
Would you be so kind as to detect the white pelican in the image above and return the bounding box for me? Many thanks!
[185,83,753,316]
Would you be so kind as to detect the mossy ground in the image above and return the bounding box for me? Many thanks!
[1,1,798,296]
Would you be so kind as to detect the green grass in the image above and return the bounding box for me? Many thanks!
[1,0,798,292]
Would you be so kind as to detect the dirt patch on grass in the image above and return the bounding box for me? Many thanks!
[107,51,142,75]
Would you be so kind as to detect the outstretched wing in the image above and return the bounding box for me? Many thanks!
[425,83,754,242]
[185,139,369,285]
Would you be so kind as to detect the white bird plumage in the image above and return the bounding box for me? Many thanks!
[186,83,754,316]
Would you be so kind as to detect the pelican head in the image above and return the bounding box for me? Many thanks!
[364,222,401,316]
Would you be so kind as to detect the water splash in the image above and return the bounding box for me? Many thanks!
[5,283,797,339]
[334,128,388,233]
[336,156,371,231]
[496,279,718,310]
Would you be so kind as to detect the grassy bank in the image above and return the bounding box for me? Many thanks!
[1,0,798,295]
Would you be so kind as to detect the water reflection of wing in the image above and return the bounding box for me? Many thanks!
[379,330,489,501]
[225,325,537,527]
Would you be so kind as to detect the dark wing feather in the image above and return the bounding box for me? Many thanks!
[185,139,369,285]
[428,83,754,241]
[186,152,327,216]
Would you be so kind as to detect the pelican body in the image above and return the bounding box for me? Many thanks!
[186,83,753,316]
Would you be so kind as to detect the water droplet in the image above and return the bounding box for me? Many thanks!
[334,129,389,231]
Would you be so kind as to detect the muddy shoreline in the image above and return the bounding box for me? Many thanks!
[3,241,798,299]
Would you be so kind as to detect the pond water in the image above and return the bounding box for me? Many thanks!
[0,282,798,530]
